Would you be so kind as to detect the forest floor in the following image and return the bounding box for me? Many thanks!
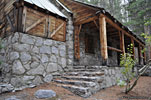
[0,76,151,100]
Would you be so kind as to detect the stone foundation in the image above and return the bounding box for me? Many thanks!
[0,32,69,87]
[0,14,74,90]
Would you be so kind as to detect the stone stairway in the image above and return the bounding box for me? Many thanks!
[53,66,105,98]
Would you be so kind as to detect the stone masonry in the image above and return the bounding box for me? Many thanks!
[0,32,67,87]
[0,15,74,88]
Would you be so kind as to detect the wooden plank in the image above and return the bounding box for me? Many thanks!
[63,22,66,41]
[99,15,108,61]
[108,46,122,53]
[22,6,27,32]
[93,20,99,29]
[26,16,46,32]
[17,7,23,32]
[6,15,14,32]
[74,15,98,25]
[50,22,64,38]
[75,13,93,22]
[46,16,50,37]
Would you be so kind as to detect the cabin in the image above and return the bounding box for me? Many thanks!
[0,0,147,97]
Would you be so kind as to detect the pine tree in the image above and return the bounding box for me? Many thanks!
[125,0,151,35]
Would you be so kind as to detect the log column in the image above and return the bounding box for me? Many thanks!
[131,38,135,59]
[119,31,125,54]
[143,46,146,64]
[74,25,81,59]
[139,44,142,65]
[99,15,108,65]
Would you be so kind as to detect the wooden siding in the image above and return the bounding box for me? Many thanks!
[0,0,67,42]
[24,7,66,41]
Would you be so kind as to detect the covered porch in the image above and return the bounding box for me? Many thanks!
[65,2,146,66]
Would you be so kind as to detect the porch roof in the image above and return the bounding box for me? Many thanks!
[59,0,145,45]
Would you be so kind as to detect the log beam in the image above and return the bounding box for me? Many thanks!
[99,15,108,65]
[108,46,122,53]
[93,20,99,29]
[102,14,145,47]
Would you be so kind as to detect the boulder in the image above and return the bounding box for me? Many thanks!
[35,89,56,99]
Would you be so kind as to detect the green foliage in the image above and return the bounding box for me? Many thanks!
[118,44,137,93]
[125,0,151,35]
[117,79,126,87]
[141,33,151,46]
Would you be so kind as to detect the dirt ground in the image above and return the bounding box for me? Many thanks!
[0,76,151,100]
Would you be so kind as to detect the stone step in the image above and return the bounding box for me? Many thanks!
[61,75,103,83]
[54,79,96,87]
[57,84,92,98]
[73,66,86,69]
[73,66,105,70]
[64,71,104,76]
[69,69,102,72]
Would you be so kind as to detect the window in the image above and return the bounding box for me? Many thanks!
[85,34,95,54]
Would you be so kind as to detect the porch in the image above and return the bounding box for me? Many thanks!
[74,14,146,66]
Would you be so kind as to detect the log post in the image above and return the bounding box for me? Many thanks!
[99,15,108,65]
[22,6,27,32]
[139,44,142,65]
[131,38,135,59]
[143,46,146,64]
[119,31,125,54]
[74,25,82,59]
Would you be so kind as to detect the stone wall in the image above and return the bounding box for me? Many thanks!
[0,7,74,91]
[0,15,74,88]
[0,32,68,87]
[107,38,120,66]
[74,24,119,66]
[102,66,124,88]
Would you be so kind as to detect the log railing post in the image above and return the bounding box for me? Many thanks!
[99,15,108,65]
